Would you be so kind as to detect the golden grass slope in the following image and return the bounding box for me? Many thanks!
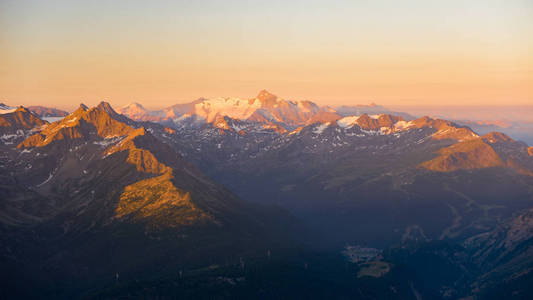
[116,172,211,228]
[421,132,533,175]
[420,138,504,172]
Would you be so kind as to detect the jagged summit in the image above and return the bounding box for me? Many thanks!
[14,106,31,113]
[256,89,278,104]
[3,94,533,299]
[96,101,118,115]
[333,113,478,141]
[117,91,340,129]
[70,103,89,116]
[0,105,47,135]
[0,103,17,114]
[18,102,136,148]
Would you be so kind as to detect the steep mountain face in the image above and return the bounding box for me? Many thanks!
[0,102,295,298]
[0,106,47,148]
[464,207,533,298]
[394,206,533,299]
[0,108,51,227]
[18,103,136,149]
[378,205,533,300]
[0,103,17,114]
[0,107,46,132]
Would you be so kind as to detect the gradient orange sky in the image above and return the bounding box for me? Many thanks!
[1,0,532,109]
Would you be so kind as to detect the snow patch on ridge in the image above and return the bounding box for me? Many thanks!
[313,122,330,135]
[337,116,359,128]
[394,120,414,130]
[194,97,261,123]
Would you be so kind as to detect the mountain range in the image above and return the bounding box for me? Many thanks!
[0,101,296,298]
[1,91,533,299]
[117,90,340,132]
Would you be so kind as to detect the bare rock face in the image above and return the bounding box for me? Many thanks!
[118,90,341,131]
[0,107,47,134]
[3,102,287,238]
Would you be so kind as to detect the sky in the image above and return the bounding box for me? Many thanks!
[0,0,532,109]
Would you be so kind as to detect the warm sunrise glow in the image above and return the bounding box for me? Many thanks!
[1,0,532,109]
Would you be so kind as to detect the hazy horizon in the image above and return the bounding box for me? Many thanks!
[3,90,533,118]
[4,93,533,114]
[2,0,532,108]
[3,2,533,298]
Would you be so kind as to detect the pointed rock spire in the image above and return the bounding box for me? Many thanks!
[256,90,277,102]
[72,103,89,116]
[96,101,117,115]
[15,106,31,113]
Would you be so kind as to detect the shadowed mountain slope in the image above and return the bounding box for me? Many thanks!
[0,102,296,298]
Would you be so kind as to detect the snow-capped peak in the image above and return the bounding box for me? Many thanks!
[0,103,17,114]
[337,116,360,128]
[119,91,340,129]
[119,102,151,115]
[122,102,145,109]
[313,122,330,135]
[193,97,261,123]
[256,89,277,102]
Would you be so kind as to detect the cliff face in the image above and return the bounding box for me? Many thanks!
[0,107,47,134]
[18,102,135,148]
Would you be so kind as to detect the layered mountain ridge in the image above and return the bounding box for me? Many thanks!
[118,90,340,131]
[1,102,296,298]
[3,101,284,230]
[130,96,533,248]
[2,96,533,299]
